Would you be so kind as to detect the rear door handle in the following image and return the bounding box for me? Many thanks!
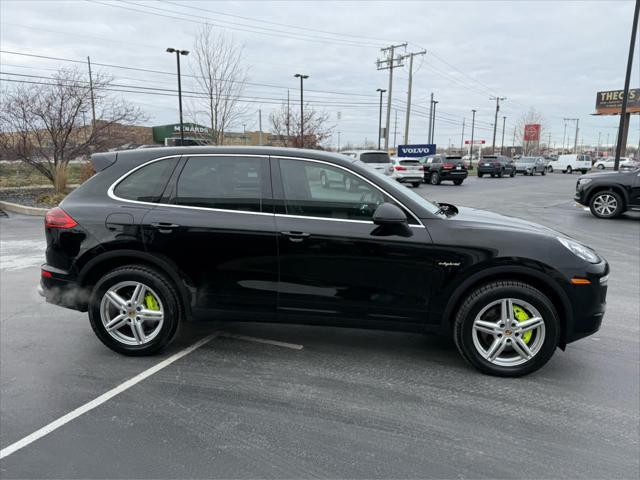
[151,222,180,233]
[281,231,310,243]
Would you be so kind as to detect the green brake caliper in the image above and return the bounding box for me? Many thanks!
[144,293,160,311]
[513,305,532,344]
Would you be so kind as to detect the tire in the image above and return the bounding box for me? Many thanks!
[412,182,421,188]
[510,170,515,178]
[453,179,463,186]
[478,173,484,178]
[498,169,504,178]
[490,174,495,178]
[541,170,546,176]
[589,190,624,219]
[566,165,573,174]
[597,164,605,170]
[547,165,553,173]
[430,171,441,185]
[581,169,588,174]
[453,281,560,377]
[88,265,181,356]
[320,172,329,188]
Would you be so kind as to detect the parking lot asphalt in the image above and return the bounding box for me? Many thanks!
[1,173,639,479]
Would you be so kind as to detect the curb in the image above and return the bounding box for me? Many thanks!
[0,200,48,216]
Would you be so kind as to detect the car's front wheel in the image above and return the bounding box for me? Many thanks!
[453,281,559,377]
[88,265,181,355]
[589,190,624,218]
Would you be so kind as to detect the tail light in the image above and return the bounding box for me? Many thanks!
[45,207,77,229]
[443,163,455,169]
[394,166,407,171]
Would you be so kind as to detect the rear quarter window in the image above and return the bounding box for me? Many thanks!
[360,152,391,164]
[113,157,177,202]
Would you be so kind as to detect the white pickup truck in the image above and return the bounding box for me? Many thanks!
[550,154,592,174]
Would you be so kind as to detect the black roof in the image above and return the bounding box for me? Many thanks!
[92,146,355,172]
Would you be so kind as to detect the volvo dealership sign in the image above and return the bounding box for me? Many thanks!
[397,144,436,157]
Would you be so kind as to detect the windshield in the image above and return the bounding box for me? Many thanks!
[357,161,441,215]
[360,152,391,164]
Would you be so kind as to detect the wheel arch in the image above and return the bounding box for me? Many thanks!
[585,184,629,207]
[440,265,572,349]
[77,249,193,318]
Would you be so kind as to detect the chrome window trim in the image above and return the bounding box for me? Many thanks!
[272,155,424,227]
[107,153,425,228]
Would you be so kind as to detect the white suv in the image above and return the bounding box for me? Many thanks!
[389,157,424,187]
[340,150,392,176]
[593,157,638,170]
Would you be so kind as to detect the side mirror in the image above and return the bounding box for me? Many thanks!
[373,202,407,226]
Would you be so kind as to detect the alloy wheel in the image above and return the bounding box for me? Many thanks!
[471,298,545,367]
[100,281,165,346]
[592,194,618,217]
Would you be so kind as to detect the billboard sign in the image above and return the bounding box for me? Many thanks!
[595,89,640,115]
[524,124,541,142]
[464,140,486,145]
[152,123,211,143]
[397,144,436,157]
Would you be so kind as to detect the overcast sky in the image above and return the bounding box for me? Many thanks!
[1,0,638,150]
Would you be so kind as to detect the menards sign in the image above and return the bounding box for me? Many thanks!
[595,88,640,115]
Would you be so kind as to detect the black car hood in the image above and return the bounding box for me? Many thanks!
[445,206,563,236]
[580,169,638,180]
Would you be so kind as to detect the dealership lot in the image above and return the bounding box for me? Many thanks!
[1,174,638,478]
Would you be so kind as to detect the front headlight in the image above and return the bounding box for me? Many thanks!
[577,178,593,187]
[557,237,600,263]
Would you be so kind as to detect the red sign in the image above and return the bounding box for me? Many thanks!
[524,124,541,142]
[464,140,486,145]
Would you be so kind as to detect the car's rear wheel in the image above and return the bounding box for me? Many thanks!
[411,182,421,188]
[566,165,573,174]
[541,169,546,176]
[453,281,559,377]
[589,190,624,218]
[498,169,504,178]
[88,265,181,355]
[547,165,553,173]
[430,172,441,185]
[581,169,588,174]
[509,170,515,177]
[478,173,484,178]
[453,179,463,185]
[597,164,605,170]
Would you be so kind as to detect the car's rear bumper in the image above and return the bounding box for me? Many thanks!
[477,166,501,174]
[393,175,423,183]
[40,264,87,312]
[440,170,468,180]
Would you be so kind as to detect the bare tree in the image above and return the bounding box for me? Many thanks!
[190,25,250,144]
[0,67,145,192]
[514,108,548,155]
[270,102,334,148]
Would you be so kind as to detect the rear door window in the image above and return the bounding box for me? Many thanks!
[114,157,178,203]
[173,156,267,212]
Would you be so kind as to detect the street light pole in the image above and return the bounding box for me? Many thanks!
[294,74,309,148]
[166,48,189,145]
[376,88,386,150]
[431,101,438,145]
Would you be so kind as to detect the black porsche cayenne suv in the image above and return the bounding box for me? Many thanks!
[41,147,609,376]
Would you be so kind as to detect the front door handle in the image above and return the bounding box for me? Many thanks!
[151,222,180,233]
[281,231,310,243]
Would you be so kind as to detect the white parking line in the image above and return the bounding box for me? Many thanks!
[0,333,218,461]
[220,332,304,350]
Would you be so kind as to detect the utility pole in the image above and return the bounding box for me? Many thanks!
[403,50,426,145]
[460,118,465,152]
[427,92,434,143]
[243,124,246,145]
[490,96,506,152]
[562,120,567,153]
[614,0,639,170]
[548,132,552,151]
[337,131,341,151]
[512,125,516,153]
[87,56,96,131]
[500,116,506,155]
[376,42,407,151]
[376,88,386,149]
[431,101,439,145]
[258,109,263,146]
[294,74,309,148]
[393,109,398,151]
[597,131,602,156]
[563,118,579,153]
[470,109,477,162]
